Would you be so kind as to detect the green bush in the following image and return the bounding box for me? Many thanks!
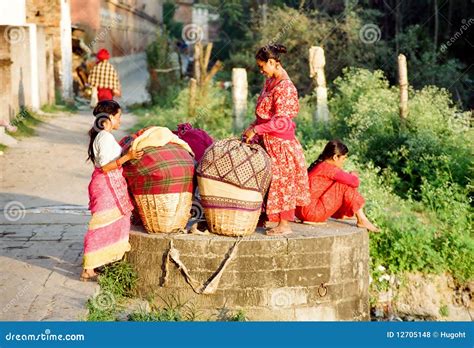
[131,83,234,140]
[325,68,472,198]
[146,29,182,107]
[303,148,473,284]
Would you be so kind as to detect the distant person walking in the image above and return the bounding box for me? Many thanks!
[88,49,121,103]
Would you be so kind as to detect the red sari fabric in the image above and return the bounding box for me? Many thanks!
[83,167,133,269]
[253,78,310,222]
[295,161,365,222]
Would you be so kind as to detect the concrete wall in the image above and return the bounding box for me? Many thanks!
[0,27,13,123]
[128,221,370,321]
[174,0,193,25]
[0,0,26,25]
[26,0,73,102]
[10,26,32,114]
[71,0,162,57]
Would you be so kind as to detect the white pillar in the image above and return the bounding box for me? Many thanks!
[27,24,40,110]
[309,46,329,123]
[232,68,248,132]
[60,0,73,101]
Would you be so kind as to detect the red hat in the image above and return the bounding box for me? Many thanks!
[96,49,110,61]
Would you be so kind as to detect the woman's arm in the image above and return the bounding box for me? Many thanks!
[333,169,360,188]
[101,149,143,173]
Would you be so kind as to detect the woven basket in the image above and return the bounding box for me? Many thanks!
[198,177,263,236]
[134,192,192,233]
[204,207,260,237]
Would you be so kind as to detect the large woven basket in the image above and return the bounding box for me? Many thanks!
[134,192,192,233]
[197,138,272,237]
[204,207,260,237]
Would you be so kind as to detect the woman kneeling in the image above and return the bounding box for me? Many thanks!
[296,140,379,232]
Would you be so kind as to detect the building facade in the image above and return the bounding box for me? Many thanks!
[70,0,163,57]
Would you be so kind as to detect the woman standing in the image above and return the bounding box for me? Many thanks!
[296,140,379,232]
[243,44,310,236]
[81,100,143,281]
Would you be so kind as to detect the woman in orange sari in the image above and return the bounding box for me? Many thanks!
[243,44,310,235]
[81,100,143,281]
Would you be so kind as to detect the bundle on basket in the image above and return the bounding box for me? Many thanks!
[172,123,214,162]
[197,138,272,236]
[121,127,195,233]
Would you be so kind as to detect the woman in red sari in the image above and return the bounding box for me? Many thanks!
[243,44,310,236]
[295,140,379,232]
[81,100,143,281]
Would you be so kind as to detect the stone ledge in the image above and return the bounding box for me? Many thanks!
[127,220,369,321]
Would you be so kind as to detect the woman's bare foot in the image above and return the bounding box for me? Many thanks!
[266,220,292,236]
[80,269,98,281]
[357,220,380,233]
[355,209,380,233]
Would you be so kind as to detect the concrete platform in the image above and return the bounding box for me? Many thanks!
[127,220,369,321]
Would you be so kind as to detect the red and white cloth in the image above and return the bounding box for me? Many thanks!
[252,77,310,222]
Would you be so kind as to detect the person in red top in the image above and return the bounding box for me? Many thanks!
[296,140,379,232]
[243,44,310,236]
[88,49,121,102]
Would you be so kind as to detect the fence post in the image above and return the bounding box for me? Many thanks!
[309,46,329,124]
[189,78,197,117]
[194,43,201,85]
[232,68,248,133]
[398,54,409,122]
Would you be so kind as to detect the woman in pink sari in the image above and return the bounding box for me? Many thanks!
[81,100,143,281]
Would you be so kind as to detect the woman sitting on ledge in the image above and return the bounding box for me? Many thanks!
[296,140,379,232]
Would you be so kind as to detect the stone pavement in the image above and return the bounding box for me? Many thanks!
[0,103,138,320]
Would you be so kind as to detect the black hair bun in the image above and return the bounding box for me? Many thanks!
[270,44,287,54]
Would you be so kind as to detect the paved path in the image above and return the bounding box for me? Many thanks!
[0,105,138,320]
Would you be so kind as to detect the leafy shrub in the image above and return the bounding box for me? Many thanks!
[325,68,472,198]
[131,83,234,140]
[98,260,138,298]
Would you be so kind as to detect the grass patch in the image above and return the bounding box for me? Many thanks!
[439,304,449,318]
[0,144,7,152]
[97,260,138,298]
[7,109,43,139]
[86,260,137,322]
[128,308,184,322]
